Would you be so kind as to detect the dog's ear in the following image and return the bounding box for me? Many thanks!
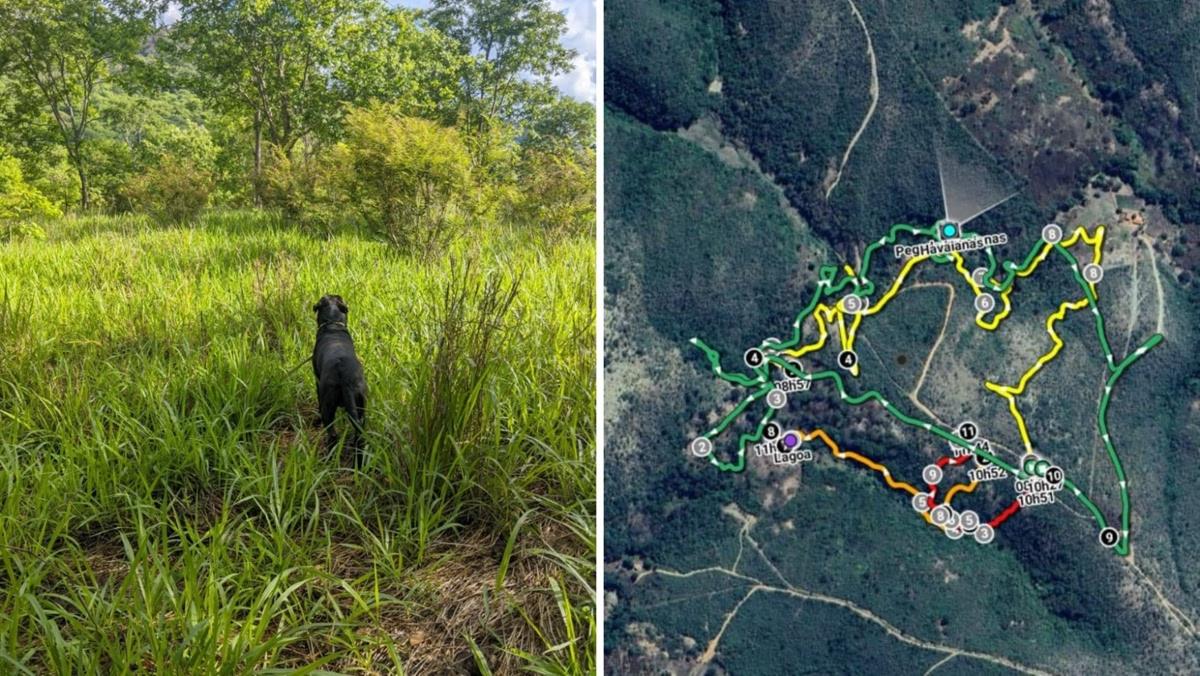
[336,299,348,314]
[312,302,321,313]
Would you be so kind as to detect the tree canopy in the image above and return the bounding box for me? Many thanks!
[0,0,593,237]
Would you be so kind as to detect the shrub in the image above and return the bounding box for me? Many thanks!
[0,156,61,222]
[29,157,81,210]
[341,103,471,254]
[261,142,350,231]
[507,148,595,238]
[0,220,47,242]
[123,154,215,223]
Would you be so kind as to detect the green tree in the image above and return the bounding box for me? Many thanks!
[123,153,215,223]
[172,0,346,201]
[521,87,595,152]
[508,146,594,237]
[172,0,460,202]
[331,6,467,121]
[427,0,575,131]
[0,0,158,209]
[87,87,217,210]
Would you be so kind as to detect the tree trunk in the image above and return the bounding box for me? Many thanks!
[76,156,90,211]
[253,112,263,206]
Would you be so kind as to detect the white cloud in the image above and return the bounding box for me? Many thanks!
[555,52,595,102]
[549,0,596,102]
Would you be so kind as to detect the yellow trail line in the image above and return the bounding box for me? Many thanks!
[952,225,1104,331]
[988,297,1091,399]
[862,254,925,318]
[782,253,923,369]
[979,224,1103,455]
[783,305,840,360]
[977,225,1104,454]
[985,296,1089,454]
[836,311,851,352]
[942,481,977,504]
[783,227,1101,367]
[784,227,1106,366]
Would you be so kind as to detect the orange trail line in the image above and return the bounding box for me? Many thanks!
[804,429,919,495]
[942,481,978,504]
[926,480,977,509]
[803,429,978,527]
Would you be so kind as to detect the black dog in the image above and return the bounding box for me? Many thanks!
[311,294,367,461]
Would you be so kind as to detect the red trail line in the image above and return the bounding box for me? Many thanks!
[989,499,1021,528]
[927,454,973,507]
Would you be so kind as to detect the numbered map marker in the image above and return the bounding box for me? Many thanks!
[837,350,858,370]
[744,347,765,368]
[690,437,713,458]
[765,388,787,409]
[912,493,932,513]
[957,421,979,441]
[930,504,952,527]
[922,464,943,485]
[1099,527,1120,548]
[1042,223,1063,244]
[1045,465,1064,487]
[974,524,996,544]
[1083,263,1103,283]
[763,422,781,440]
[842,294,865,314]
[959,510,980,532]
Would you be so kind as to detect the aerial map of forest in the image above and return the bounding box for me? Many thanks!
[603,0,1200,673]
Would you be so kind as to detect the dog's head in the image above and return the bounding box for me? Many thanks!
[313,294,349,327]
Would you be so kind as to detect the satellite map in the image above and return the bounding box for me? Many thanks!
[603,0,1200,673]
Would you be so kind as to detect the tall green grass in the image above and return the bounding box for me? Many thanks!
[0,210,594,673]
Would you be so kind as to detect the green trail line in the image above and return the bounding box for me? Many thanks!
[690,337,768,388]
[708,409,777,473]
[767,221,1042,354]
[770,358,1021,475]
[703,381,774,439]
[1097,332,1164,555]
[1056,242,1166,554]
[689,221,1165,556]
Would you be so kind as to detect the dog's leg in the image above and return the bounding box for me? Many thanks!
[312,360,324,426]
[319,391,339,450]
[354,392,367,466]
[344,386,366,466]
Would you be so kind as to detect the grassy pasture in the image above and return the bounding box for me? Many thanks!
[0,211,594,673]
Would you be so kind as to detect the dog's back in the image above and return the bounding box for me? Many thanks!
[311,295,368,456]
[314,328,366,416]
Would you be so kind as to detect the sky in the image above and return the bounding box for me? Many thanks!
[395,0,596,103]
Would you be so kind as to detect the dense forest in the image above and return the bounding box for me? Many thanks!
[0,0,594,248]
